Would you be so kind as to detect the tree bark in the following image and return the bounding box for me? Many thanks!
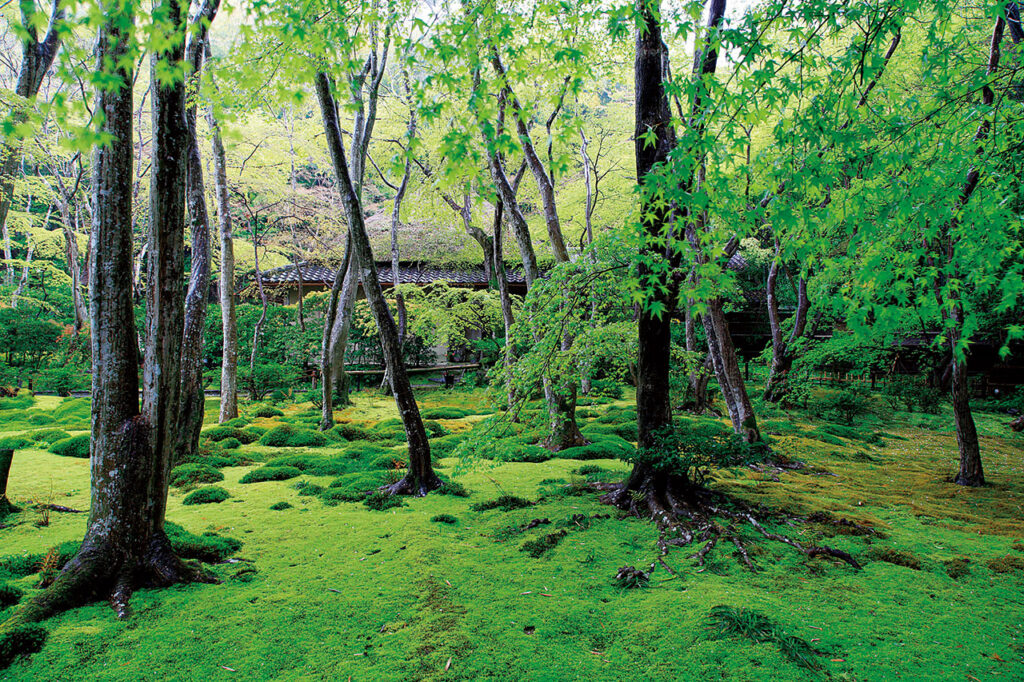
[12,1,211,625]
[601,0,690,519]
[315,72,439,495]
[0,449,18,516]
[174,0,221,463]
[763,253,809,402]
[209,106,238,422]
[319,240,353,430]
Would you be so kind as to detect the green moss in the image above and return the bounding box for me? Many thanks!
[28,428,72,445]
[0,623,47,670]
[269,501,293,511]
[707,605,819,670]
[259,425,329,448]
[986,555,1024,574]
[221,417,250,428]
[169,463,224,488]
[48,435,90,458]
[219,437,242,450]
[470,495,534,512]
[363,490,404,511]
[252,405,285,418]
[944,557,971,580]
[293,481,325,497]
[239,466,303,484]
[0,436,32,450]
[182,486,231,505]
[164,522,242,563]
[431,514,458,524]
[555,435,636,461]
[520,530,568,558]
[866,545,922,570]
[328,424,375,441]
[420,407,473,419]
[437,480,469,497]
[0,582,23,609]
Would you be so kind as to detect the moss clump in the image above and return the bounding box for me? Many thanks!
[48,435,90,458]
[51,398,88,421]
[269,501,293,511]
[437,480,469,497]
[707,605,819,670]
[944,557,971,580]
[371,452,406,470]
[0,542,81,579]
[487,441,552,463]
[555,435,636,461]
[866,546,922,570]
[220,417,250,428]
[266,454,353,477]
[328,424,376,442]
[26,413,55,425]
[581,421,638,442]
[363,490,404,511]
[252,405,284,418]
[169,463,224,488]
[341,442,389,461]
[164,522,241,563]
[470,495,534,512]
[431,514,457,524]
[0,582,23,609]
[520,530,568,558]
[29,428,72,445]
[0,436,31,450]
[259,425,328,448]
[986,555,1024,574]
[182,486,231,506]
[422,420,450,438]
[201,426,258,444]
[0,623,48,669]
[420,407,473,419]
[429,434,468,458]
[293,481,325,497]
[219,437,242,450]
[239,466,303,484]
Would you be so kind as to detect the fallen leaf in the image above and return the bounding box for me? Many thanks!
[445,657,452,671]
[220,667,237,672]
[830,658,845,663]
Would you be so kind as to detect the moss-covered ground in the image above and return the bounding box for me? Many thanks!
[1,388,1022,680]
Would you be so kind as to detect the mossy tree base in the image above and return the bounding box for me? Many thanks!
[383,471,443,497]
[8,530,217,627]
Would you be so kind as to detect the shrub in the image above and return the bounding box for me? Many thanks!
[259,425,328,448]
[164,522,241,563]
[0,582,23,609]
[242,364,298,401]
[588,379,624,399]
[883,376,944,414]
[182,486,231,505]
[169,463,224,488]
[269,501,293,511]
[0,437,31,451]
[29,428,72,445]
[0,623,47,669]
[252,405,284,418]
[239,466,302,484]
[48,435,90,458]
[815,384,873,424]
[35,367,84,397]
[471,495,534,512]
[363,490,404,511]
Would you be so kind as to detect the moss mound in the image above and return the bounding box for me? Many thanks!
[471,495,534,512]
[48,435,90,458]
[269,501,293,511]
[0,623,47,670]
[259,425,328,448]
[169,463,224,488]
[252,405,285,418]
[164,521,242,563]
[239,466,303,484]
[29,428,73,445]
[182,486,231,505]
[0,582,23,609]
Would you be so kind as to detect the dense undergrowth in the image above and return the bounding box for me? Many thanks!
[0,389,1021,680]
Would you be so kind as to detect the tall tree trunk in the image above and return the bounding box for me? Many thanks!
[941,14,1008,486]
[684,304,711,413]
[174,0,221,463]
[56,199,88,331]
[248,223,268,397]
[10,239,34,308]
[763,254,809,402]
[601,0,690,520]
[11,0,211,625]
[319,240,353,431]
[209,107,237,422]
[0,0,64,251]
[315,72,439,495]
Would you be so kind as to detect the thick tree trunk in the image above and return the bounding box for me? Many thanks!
[0,448,18,516]
[174,0,220,463]
[209,108,237,422]
[315,72,439,495]
[12,3,211,625]
[702,298,761,442]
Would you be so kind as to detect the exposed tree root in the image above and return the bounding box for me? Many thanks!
[4,530,218,628]
[598,476,863,576]
[382,471,443,497]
